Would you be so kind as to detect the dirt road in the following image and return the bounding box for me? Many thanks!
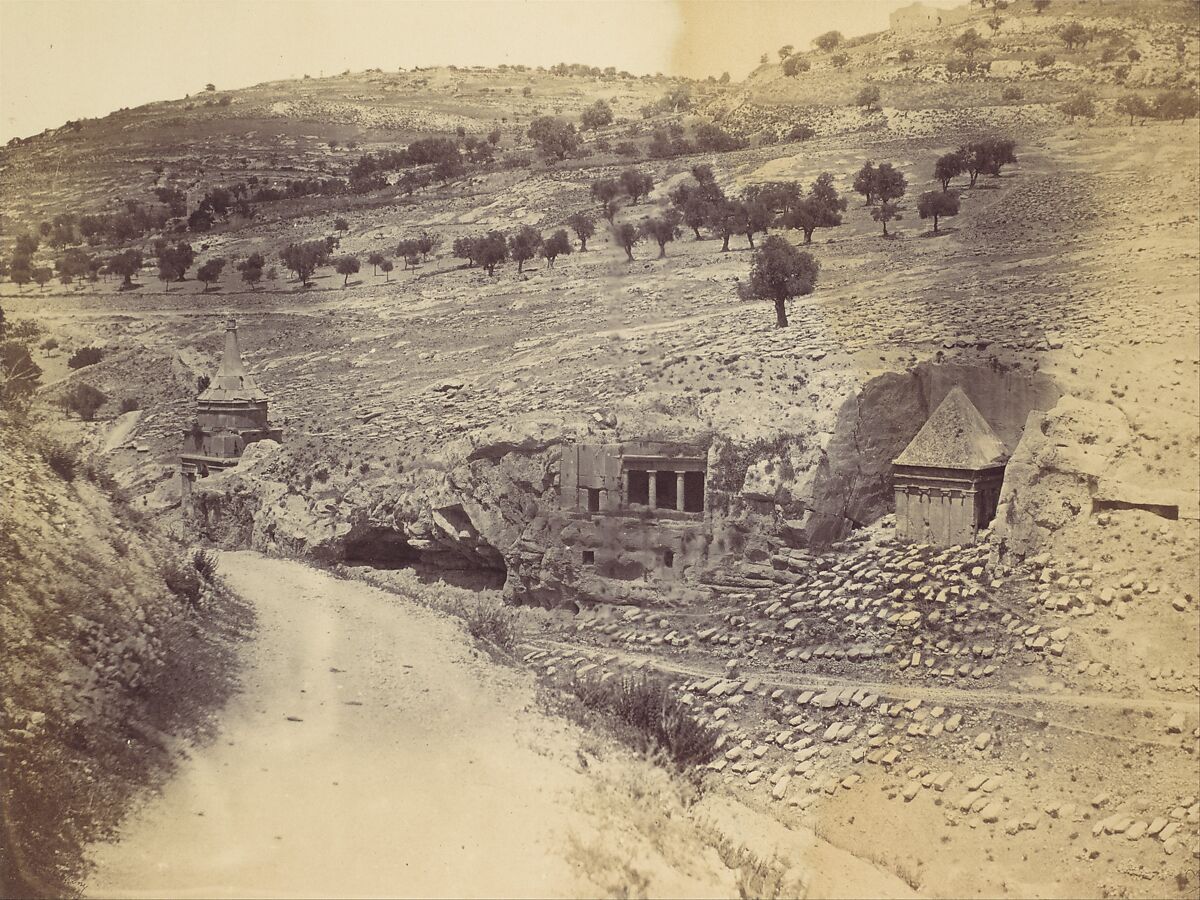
[84,553,918,899]
[84,553,605,898]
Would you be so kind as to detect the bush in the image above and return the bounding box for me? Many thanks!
[39,337,58,351]
[566,674,720,768]
[162,557,203,610]
[787,123,816,141]
[450,595,519,651]
[118,397,139,413]
[62,382,107,420]
[1002,86,1024,101]
[613,141,640,157]
[191,548,218,582]
[1036,52,1056,69]
[40,440,78,481]
[67,346,104,369]
[897,47,916,62]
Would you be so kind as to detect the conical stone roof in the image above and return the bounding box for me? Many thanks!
[894,386,1009,469]
[198,318,268,403]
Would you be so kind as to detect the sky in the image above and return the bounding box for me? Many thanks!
[0,0,964,141]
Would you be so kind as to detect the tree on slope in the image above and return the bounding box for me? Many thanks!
[591,178,622,222]
[934,151,964,191]
[747,235,819,328]
[707,199,748,252]
[108,249,143,288]
[874,163,907,204]
[813,30,843,52]
[783,173,847,243]
[872,202,902,237]
[580,99,614,131]
[367,251,385,276]
[197,258,226,291]
[1059,91,1095,122]
[566,212,595,251]
[540,229,573,267]
[782,56,810,77]
[855,85,882,112]
[615,223,641,261]
[1115,94,1151,125]
[476,231,508,275]
[918,190,960,233]
[853,161,879,204]
[619,169,654,204]
[508,225,543,273]
[639,212,681,258]
[238,252,265,289]
[334,254,360,286]
[528,116,579,160]
[280,240,329,287]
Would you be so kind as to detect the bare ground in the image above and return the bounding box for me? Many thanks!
[83,552,914,899]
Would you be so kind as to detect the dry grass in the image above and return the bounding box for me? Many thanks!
[562,673,720,769]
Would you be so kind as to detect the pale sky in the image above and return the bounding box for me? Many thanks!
[0,0,964,141]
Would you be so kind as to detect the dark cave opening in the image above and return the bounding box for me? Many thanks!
[342,527,508,590]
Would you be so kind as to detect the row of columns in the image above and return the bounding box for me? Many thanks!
[622,470,688,511]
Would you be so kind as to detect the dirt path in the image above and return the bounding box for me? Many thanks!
[83,553,601,898]
[84,553,917,899]
[527,640,1197,745]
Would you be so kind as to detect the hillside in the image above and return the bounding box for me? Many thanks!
[1,0,1198,895]
[0,408,249,896]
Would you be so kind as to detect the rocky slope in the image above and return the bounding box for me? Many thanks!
[0,411,248,897]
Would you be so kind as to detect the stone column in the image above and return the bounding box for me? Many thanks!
[622,470,631,508]
[676,471,686,511]
[648,470,658,509]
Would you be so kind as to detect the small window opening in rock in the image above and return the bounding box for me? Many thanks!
[582,550,595,565]
[627,469,650,505]
[664,550,675,569]
[587,487,601,512]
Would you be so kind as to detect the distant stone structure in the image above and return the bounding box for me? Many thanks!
[892,387,1009,546]
[180,319,281,502]
[889,2,972,33]
[558,441,710,590]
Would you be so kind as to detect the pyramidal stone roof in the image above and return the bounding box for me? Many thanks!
[198,318,268,403]
[894,386,1009,469]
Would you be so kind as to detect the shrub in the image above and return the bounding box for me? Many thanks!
[787,123,816,141]
[162,557,203,610]
[39,337,58,351]
[191,548,218,582]
[897,47,916,62]
[449,595,520,651]
[566,674,720,768]
[1036,52,1056,69]
[118,397,139,413]
[613,141,640,157]
[67,346,104,369]
[40,440,78,481]
[62,383,107,420]
[1002,86,1024,101]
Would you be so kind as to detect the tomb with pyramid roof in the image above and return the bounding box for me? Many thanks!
[180,318,282,497]
[892,386,1010,546]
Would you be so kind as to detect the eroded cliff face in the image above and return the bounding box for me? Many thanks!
[733,360,1061,547]
[993,395,1200,560]
[186,359,1066,608]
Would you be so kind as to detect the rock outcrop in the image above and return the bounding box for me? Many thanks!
[994,396,1200,559]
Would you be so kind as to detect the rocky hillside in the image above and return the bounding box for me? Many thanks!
[0,409,249,896]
